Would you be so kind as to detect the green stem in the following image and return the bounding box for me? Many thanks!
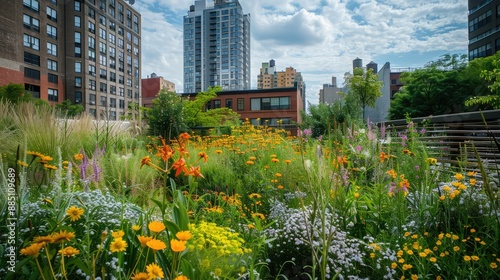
[35,257,47,280]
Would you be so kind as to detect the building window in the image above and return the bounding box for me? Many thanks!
[133,36,139,45]
[47,24,57,39]
[214,99,221,109]
[75,61,82,73]
[23,0,39,12]
[75,46,81,57]
[48,0,57,5]
[110,71,116,82]
[89,79,96,90]
[47,59,57,71]
[24,52,40,66]
[75,32,81,44]
[25,84,40,98]
[391,79,397,85]
[23,34,40,50]
[119,99,124,108]
[99,0,106,12]
[99,28,106,39]
[133,15,139,33]
[89,64,96,75]
[24,67,40,80]
[74,1,81,11]
[100,96,107,106]
[46,6,57,22]
[23,14,40,32]
[75,16,81,28]
[47,42,57,56]
[110,98,116,107]
[75,91,82,103]
[88,7,95,19]
[88,50,96,61]
[99,15,106,25]
[225,98,232,109]
[469,10,492,32]
[127,89,132,98]
[99,82,107,92]
[250,97,291,110]
[99,41,107,54]
[118,38,124,48]
[48,73,58,84]
[99,55,107,66]
[100,68,107,79]
[109,46,116,57]
[109,34,116,45]
[119,87,124,96]
[48,89,58,101]
[89,94,96,105]
[88,21,95,33]
[237,98,244,110]
[110,85,116,94]
[75,77,82,87]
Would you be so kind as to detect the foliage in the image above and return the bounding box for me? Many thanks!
[347,67,383,120]
[147,89,187,139]
[55,100,85,118]
[465,52,500,109]
[0,83,32,104]
[390,53,495,119]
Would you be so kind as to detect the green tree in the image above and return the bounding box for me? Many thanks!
[184,86,240,127]
[465,52,500,109]
[0,83,32,104]
[147,89,187,139]
[55,99,85,117]
[347,68,383,120]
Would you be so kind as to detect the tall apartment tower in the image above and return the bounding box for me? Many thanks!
[468,0,500,60]
[0,0,141,120]
[183,0,250,93]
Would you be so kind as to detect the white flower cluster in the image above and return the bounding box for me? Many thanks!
[265,201,368,279]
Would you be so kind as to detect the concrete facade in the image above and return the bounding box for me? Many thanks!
[468,0,500,60]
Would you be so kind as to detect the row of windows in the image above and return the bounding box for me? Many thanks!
[469,43,492,60]
[249,118,291,126]
[205,97,291,111]
[86,1,139,34]
[23,66,58,84]
[469,10,492,32]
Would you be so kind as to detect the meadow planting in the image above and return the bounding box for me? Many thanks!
[0,101,499,279]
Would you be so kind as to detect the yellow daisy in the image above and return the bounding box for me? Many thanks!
[110,238,128,253]
[146,263,165,279]
[66,206,84,222]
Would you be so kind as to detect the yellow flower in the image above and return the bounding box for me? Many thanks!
[419,252,427,258]
[248,193,262,199]
[18,160,28,167]
[148,221,166,233]
[464,255,471,261]
[275,173,282,177]
[429,257,437,263]
[454,173,464,181]
[248,156,257,161]
[110,238,128,253]
[74,153,84,160]
[426,158,437,165]
[215,150,223,154]
[252,213,265,220]
[402,264,413,270]
[146,263,165,279]
[131,272,149,280]
[490,262,498,269]
[111,230,125,239]
[147,239,167,251]
[391,262,397,269]
[20,243,44,257]
[284,159,292,164]
[138,236,153,248]
[271,158,279,163]
[41,155,53,162]
[43,164,58,170]
[471,255,480,261]
[467,171,477,177]
[140,156,152,169]
[132,225,141,231]
[52,230,76,243]
[176,231,192,241]
[66,206,84,222]
[42,198,53,205]
[171,239,187,252]
[174,276,189,280]
[27,151,44,158]
[246,160,254,165]
[469,179,476,186]
[33,235,54,244]
[407,250,414,255]
[354,193,360,199]
[411,274,418,280]
[277,185,284,189]
[453,246,460,252]
[58,246,80,257]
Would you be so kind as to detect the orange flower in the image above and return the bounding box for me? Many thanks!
[140,156,152,168]
[379,152,391,162]
[386,169,397,179]
[146,239,167,251]
[198,152,209,162]
[74,153,84,161]
[131,272,149,280]
[156,139,175,162]
[185,166,204,178]
[174,276,189,280]
[148,221,166,233]
[170,239,187,252]
[172,158,188,177]
[176,231,192,241]
[20,243,44,257]
[179,132,191,141]
[138,235,153,248]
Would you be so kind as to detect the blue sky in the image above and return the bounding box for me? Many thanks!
[131,0,468,106]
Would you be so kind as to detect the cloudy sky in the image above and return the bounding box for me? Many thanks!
[131,0,468,106]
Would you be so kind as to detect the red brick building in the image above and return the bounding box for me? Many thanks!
[141,73,176,107]
[182,85,304,134]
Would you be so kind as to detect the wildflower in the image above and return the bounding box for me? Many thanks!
[442,185,451,192]
[429,257,437,263]
[179,132,191,141]
[170,239,187,252]
[215,150,223,154]
[248,156,257,161]
[52,230,75,243]
[402,149,415,156]
[275,173,282,177]
[370,252,376,258]
[174,276,189,280]
[464,255,471,262]
[138,235,153,248]
[386,169,397,178]
[248,193,262,199]
[41,155,53,162]
[74,153,84,161]
[426,158,438,165]
[20,243,44,257]
[148,221,166,233]
[172,158,188,176]
[18,160,28,167]
[147,239,167,251]
[131,272,149,280]
[354,193,360,199]
[176,231,192,241]
[271,158,279,163]
[140,156,152,168]
[27,151,44,158]
[185,166,204,178]
[491,263,498,269]
[58,246,80,257]
[156,139,175,161]
[469,179,476,186]
[454,173,464,181]
[471,255,480,261]
[111,230,125,239]
[246,160,254,165]
[42,198,53,205]
[277,185,284,189]
[391,262,397,269]
[43,164,58,170]
[146,263,165,279]
[33,235,54,244]
[198,152,209,162]
[110,238,128,253]
[252,213,265,220]
[402,264,413,270]
[379,152,391,162]
[467,171,477,177]
[132,225,141,231]
[284,159,291,164]
[419,252,427,258]
[66,206,84,222]
[411,275,418,280]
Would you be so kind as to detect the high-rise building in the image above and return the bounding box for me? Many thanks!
[183,0,250,93]
[468,0,500,60]
[0,0,141,120]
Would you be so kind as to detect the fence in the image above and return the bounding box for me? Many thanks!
[380,110,500,173]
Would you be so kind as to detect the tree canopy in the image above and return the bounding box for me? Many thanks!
[55,99,85,118]
[147,89,187,139]
[347,68,383,120]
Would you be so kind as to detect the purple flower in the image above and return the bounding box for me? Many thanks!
[355,145,362,152]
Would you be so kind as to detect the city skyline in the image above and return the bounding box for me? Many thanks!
[134,0,468,106]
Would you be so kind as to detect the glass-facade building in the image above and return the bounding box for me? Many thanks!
[183,0,250,93]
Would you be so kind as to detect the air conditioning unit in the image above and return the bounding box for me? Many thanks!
[90,101,96,105]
